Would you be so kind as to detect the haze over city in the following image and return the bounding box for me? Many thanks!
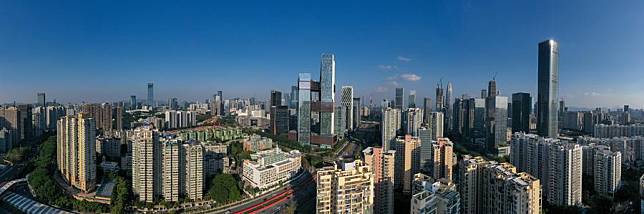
[1,1,644,108]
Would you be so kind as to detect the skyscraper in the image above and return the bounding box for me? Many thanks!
[340,86,354,130]
[395,88,404,109]
[353,97,361,129]
[404,108,423,137]
[381,107,401,150]
[408,90,416,108]
[57,113,97,193]
[393,135,421,194]
[487,79,497,97]
[297,73,312,145]
[37,92,46,107]
[422,97,432,124]
[430,112,444,140]
[431,138,454,181]
[537,39,559,138]
[435,84,444,115]
[486,95,508,153]
[217,90,224,115]
[512,93,532,133]
[270,90,282,107]
[363,147,395,214]
[319,53,336,137]
[130,95,137,109]
[132,125,161,203]
[147,82,154,107]
[316,160,374,214]
[445,82,453,132]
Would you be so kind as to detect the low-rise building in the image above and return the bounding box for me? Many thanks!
[242,147,302,189]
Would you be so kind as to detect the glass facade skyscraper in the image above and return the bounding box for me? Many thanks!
[395,88,404,109]
[537,40,559,138]
[147,83,154,107]
[297,73,312,145]
[512,92,532,133]
[319,53,335,136]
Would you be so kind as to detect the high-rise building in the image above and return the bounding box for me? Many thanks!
[435,84,445,118]
[395,88,404,109]
[452,97,465,134]
[468,98,486,144]
[217,91,224,115]
[37,92,46,107]
[419,127,433,172]
[316,160,374,214]
[410,173,460,214]
[0,107,21,144]
[132,125,161,203]
[458,155,541,214]
[430,112,444,140]
[183,142,205,201]
[80,103,113,133]
[57,113,97,193]
[290,86,298,109]
[422,97,432,124]
[537,40,559,138]
[408,90,416,108]
[480,89,488,99]
[353,97,361,129]
[431,138,454,181]
[341,86,354,130]
[334,105,346,136]
[404,108,423,136]
[319,53,336,137]
[297,73,312,145]
[161,139,181,202]
[115,105,124,130]
[485,95,508,153]
[393,135,421,193]
[147,82,154,107]
[588,146,622,196]
[270,106,289,136]
[270,90,282,107]
[487,80,497,97]
[130,95,137,109]
[0,128,13,153]
[381,107,401,150]
[445,82,453,132]
[17,105,33,141]
[512,93,532,133]
[363,147,395,214]
[510,133,582,206]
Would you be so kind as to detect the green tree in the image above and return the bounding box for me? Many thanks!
[208,174,242,204]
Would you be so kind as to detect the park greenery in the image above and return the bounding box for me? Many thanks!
[4,146,30,163]
[207,173,242,205]
[27,136,108,213]
[110,175,130,214]
[230,141,251,161]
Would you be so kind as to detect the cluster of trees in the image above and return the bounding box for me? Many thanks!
[4,146,30,163]
[230,141,251,161]
[27,136,108,213]
[207,174,242,205]
[110,175,130,214]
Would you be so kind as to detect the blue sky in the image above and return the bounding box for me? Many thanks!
[1,0,643,108]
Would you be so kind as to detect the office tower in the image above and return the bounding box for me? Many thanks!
[15,105,33,141]
[512,93,532,133]
[422,97,432,124]
[452,97,464,134]
[168,97,178,110]
[217,91,224,115]
[410,173,460,214]
[381,107,401,150]
[316,160,374,214]
[162,140,181,202]
[297,73,312,145]
[445,82,452,132]
[45,106,66,131]
[132,126,161,203]
[57,113,97,193]
[0,128,13,153]
[558,100,566,128]
[363,147,395,214]
[435,84,445,116]
[404,108,423,136]
[458,155,542,214]
[242,147,302,189]
[480,89,487,99]
[395,88,405,109]
[431,138,454,181]
[270,106,289,136]
[37,92,46,107]
[270,90,282,107]
[393,135,421,193]
[130,95,137,109]
[485,95,508,153]
[430,112,444,140]
[469,98,486,144]
[408,90,416,108]
[290,86,298,109]
[353,97,361,129]
[0,107,22,144]
[184,142,205,201]
[115,105,123,130]
[509,133,582,206]
[319,53,336,137]
[80,103,113,133]
[334,105,346,136]
[341,86,354,130]
[487,80,497,97]
[419,127,432,172]
[147,82,154,107]
[211,93,223,116]
[537,40,559,138]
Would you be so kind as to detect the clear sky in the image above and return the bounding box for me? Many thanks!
[1,0,643,108]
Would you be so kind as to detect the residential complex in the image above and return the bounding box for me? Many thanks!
[57,113,97,193]
[316,160,374,214]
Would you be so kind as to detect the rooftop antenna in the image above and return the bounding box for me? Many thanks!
[492,72,498,80]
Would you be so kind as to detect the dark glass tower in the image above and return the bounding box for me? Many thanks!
[537,40,559,137]
[511,92,531,133]
[147,83,154,107]
[395,88,404,109]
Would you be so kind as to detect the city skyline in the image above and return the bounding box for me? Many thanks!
[2,1,644,108]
